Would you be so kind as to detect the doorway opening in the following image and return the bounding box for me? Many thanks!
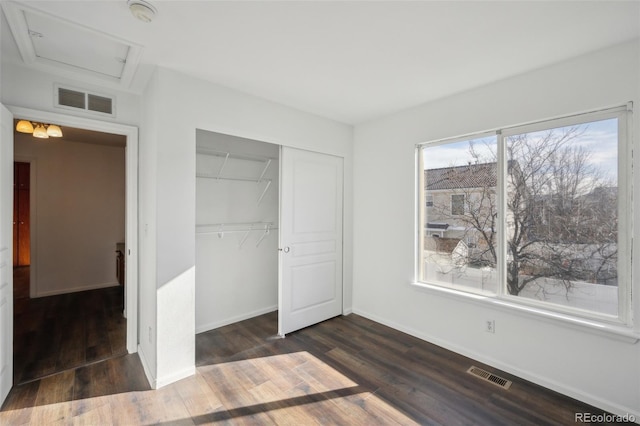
[12,121,128,384]
[10,107,138,385]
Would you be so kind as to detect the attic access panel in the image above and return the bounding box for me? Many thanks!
[2,3,142,87]
[27,12,127,79]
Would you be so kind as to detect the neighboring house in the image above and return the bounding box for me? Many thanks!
[424,162,499,263]
[424,160,618,283]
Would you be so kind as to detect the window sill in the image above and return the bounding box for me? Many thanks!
[410,281,639,344]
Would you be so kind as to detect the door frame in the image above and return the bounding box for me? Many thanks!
[7,106,139,354]
[1,104,14,406]
[193,127,348,336]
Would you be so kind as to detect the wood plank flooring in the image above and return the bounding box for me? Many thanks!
[12,266,127,384]
[2,310,619,425]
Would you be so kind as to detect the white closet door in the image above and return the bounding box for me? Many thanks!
[279,147,343,336]
[0,104,13,405]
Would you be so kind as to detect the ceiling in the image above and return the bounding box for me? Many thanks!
[2,1,639,125]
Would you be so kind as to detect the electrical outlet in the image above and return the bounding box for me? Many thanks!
[486,320,495,333]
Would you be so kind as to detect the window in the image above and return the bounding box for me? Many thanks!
[417,106,632,325]
[451,194,465,215]
[420,134,498,293]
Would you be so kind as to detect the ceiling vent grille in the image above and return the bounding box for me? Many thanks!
[88,94,113,114]
[56,86,114,116]
[466,366,512,390]
[58,88,86,109]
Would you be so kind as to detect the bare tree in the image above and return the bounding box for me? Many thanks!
[426,126,617,296]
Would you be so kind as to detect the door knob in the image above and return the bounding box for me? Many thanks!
[279,246,290,253]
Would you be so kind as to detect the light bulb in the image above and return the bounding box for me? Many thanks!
[46,124,63,137]
[33,124,49,138]
[16,120,34,133]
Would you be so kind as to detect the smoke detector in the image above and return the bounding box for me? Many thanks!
[127,0,157,23]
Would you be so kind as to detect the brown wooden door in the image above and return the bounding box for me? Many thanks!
[13,162,30,266]
[12,166,18,266]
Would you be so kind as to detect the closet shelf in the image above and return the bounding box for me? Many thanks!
[196,173,273,205]
[196,222,277,248]
[196,149,277,163]
[196,173,272,184]
[196,149,274,205]
[197,221,275,232]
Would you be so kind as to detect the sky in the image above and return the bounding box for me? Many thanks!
[422,118,618,183]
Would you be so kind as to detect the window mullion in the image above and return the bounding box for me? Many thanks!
[619,106,633,325]
[417,146,425,282]
[496,130,506,299]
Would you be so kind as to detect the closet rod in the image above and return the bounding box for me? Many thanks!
[196,227,279,235]
[197,221,274,228]
[196,222,277,234]
[196,223,278,248]
[196,174,273,184]
[196,149,277,163]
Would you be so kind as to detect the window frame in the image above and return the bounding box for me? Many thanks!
[415,104,633,328]
[450,194,465,215]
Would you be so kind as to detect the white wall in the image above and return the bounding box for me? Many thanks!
[1,63,140,126]
[137,70,159,384]
[140,67,353,388]
[195,131,279,332]
[14,133,125,296]
[352,40,640,417]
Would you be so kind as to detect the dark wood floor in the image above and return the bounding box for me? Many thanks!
[12,266,127,384]
[2,309,618,425]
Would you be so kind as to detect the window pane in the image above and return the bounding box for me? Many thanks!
[451,194,465,215]
[505,119,618,315]
[421,136,498,293]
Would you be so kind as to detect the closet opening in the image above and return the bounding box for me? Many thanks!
[195,130,280,334]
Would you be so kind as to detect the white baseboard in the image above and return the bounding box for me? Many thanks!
[137,346,195,390]
[195,305,277,334]
[155,366,196,389]
[352,308,640,420]
[34,281,120,298]
[137,344,156,389]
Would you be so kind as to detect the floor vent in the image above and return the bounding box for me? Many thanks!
[466,366,512,390]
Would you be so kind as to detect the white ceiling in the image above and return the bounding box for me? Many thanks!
[2,1,639,125]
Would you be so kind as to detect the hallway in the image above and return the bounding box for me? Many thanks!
[12,267,126,384]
